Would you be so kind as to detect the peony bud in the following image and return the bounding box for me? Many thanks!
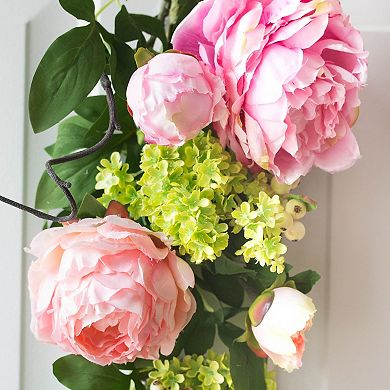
[251,287,316,372]
[127,53,227,146]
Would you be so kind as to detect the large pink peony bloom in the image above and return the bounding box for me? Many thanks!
[127,52,227,146]
[27,216,196,365]
[173,0,368,183]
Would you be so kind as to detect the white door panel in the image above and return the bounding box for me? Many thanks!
[0,1,387,389]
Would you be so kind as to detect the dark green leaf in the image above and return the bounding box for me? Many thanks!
[88,95,135,136]
[115,6,146,45]
[230,342,266,390]
[45,144,55,157]
[290,270,321,294]
[59,0,95,22]
[35,117,130,210]
[184,310,216,355]
[215,254,256,276]
[75,95,107,123]
[168,0,200,39]
[77,194,106,219]
[126,131,143,170]
[172,290,216,356]
[51,116,95,157]
[110,39,136,99]
[218,322,244,348]
[128,14,168,50]
[29,24,106,132]
[223,306,247,321]
[247,262,278,292]
[53,355,130,390]
[197,287,224,324]
[202,269,244,308]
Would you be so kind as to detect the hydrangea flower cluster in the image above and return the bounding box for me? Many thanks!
[148,350,232,390]
[96,131,313,269]
[97,131,248,263]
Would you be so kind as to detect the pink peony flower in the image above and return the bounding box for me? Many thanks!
[127,52,227,146]
[27,216,196,365]
[172,0,368,183]
[249,287,316,372]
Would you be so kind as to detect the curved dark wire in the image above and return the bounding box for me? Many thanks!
[0,73,120,223]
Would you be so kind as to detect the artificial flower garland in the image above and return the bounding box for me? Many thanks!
[16,0,368,389]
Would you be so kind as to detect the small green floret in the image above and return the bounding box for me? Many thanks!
[148,350,233,390]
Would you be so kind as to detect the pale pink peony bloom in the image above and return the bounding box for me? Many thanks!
[27,216,196,365]
[251,287,316,372]
[127,52,227,146]
[173,0,368,183]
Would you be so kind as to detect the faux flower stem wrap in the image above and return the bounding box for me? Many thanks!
[0,73,119,222]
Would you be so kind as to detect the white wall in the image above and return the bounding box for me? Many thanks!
[0,1,388,389]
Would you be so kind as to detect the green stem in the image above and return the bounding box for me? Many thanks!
[95,0,120,18]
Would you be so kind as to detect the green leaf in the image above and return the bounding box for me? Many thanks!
[197,287,224,324]
[202,268,244,308]
[218,322,244,349]
[169,0,199,24]
[172,291,216,356]
[35,117,130,210]
[77,194,107,219]
[215,254,256,276]
[29,24,106,132]
[287,194,318,211]
[75,95,107,123]
[45,144,55,157]
[53,355,130,390]
[247,262,279,292]
[128,14,168,50]
[59,0,95,22]
[115,6,146,45]
[230,342,266,390]
[168,0,200,39]
[290,270,321,294]
[51,116,94,157]
[110,39,136,99]
[88,94,135,136]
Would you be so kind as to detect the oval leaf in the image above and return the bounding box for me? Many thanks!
[29,24,106,133]
[129,14,168,50]
[53,355,130,390]
[59,0,95,22]
[115,6,146,44]
[75,95,107,123]
[230,342,266,390]
[110,39,136,99]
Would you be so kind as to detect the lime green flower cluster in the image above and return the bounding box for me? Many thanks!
[96,131,247,263]
[96,152,139,209]
[148,350,233,390]
[232,191,288,274]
